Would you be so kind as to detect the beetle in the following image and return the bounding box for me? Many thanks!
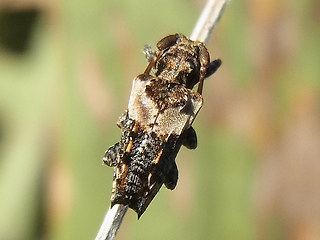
[103,34,221,217]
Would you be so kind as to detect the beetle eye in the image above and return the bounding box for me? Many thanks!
[186,68,199,89]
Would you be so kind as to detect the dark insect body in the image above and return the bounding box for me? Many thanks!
[103,34,221,217]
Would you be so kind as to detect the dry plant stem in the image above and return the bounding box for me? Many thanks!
[190,0,229,44]
[95,204,128,240]
[191,0,229,95]
[95,1,228,240]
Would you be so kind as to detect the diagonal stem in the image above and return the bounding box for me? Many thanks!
[95,204,128,240]
[191,0,229,95]
[95,1,229,239]
[190,0,229,44]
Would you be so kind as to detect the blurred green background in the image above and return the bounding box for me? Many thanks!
[1,0,319,239]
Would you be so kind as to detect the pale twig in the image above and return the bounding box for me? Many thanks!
[95,204,128,240]
[191,0,229,96]
[95,1,229,239]
[190,0,229,44]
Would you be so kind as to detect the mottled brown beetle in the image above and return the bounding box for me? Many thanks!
[103,34,221,217]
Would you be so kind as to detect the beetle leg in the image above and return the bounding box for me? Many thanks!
[182,126,197,150]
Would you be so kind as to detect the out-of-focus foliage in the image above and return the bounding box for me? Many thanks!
[0,0,319,239]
